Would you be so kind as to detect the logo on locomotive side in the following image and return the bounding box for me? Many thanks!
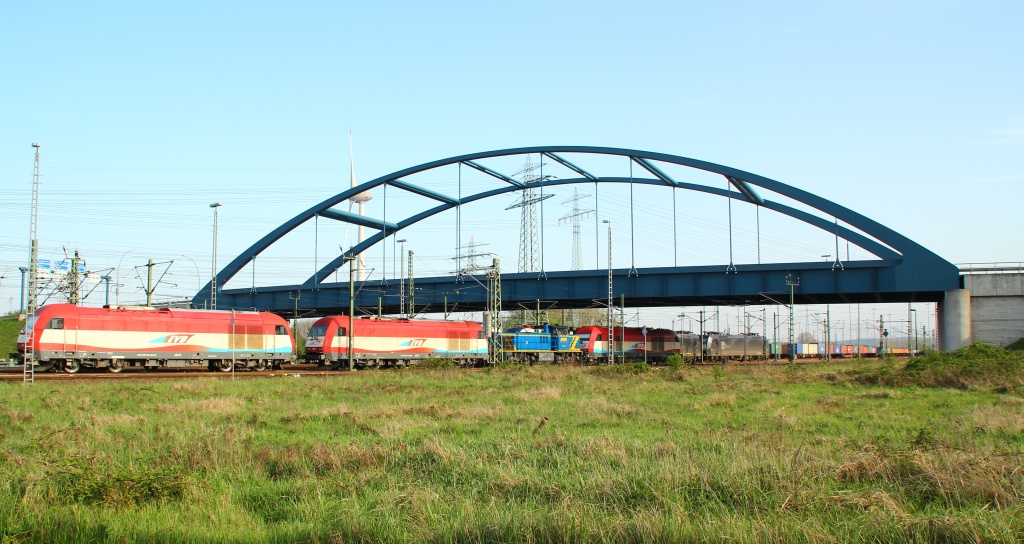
[408,339,427,347]
[165,335,193,344]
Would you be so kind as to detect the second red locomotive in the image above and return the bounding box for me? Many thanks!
[304,315,488,368]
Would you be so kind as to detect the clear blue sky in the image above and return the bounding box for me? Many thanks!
[0,1,1020,334]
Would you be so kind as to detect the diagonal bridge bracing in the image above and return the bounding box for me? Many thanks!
[192,146,959,314]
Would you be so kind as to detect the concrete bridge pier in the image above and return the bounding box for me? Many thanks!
[938,289,972,351]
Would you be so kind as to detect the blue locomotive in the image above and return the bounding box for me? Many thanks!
[500,324,582,363]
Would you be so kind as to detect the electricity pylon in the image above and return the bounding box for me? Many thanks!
[559,189,593,327]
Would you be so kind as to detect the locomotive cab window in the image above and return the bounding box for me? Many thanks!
[309,326,327,337]
[275,325,287,335]
[46,318,64,330]
[336,327,347,336]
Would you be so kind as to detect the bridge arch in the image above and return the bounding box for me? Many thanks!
[193,146,956,310]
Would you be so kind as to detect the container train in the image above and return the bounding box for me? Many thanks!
[16,301,803,375]
[18,304,294,373]
[304,315,488,368]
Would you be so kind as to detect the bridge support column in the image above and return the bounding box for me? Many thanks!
[938,289,971,351]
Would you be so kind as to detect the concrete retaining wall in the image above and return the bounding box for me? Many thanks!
[963,273,1024,348]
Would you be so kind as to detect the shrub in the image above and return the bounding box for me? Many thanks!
[848,343,1024,389]
[665,354,685,370]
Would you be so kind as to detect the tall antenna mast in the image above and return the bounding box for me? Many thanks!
[348,129,373,281]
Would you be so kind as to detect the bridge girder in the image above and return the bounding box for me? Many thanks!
[192,146,959,313]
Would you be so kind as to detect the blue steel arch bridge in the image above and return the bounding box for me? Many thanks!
[191,146,960,317]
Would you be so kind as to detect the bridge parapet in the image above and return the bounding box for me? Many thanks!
[958,262,1024,275]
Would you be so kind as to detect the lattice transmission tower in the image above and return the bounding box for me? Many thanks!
[558,189,593,327]
[505,155,554,274]
[454,235,494,274]
[559,188,593,272]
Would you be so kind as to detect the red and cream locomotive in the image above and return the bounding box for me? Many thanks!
[18,304,294,373]
[305,315,488,368]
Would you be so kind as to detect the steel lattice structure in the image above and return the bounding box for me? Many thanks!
[192,146,959,315]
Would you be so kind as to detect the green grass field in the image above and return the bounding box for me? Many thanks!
[1,349,1022,543]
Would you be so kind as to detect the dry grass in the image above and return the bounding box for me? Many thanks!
[180,397,245,414]
[771,405,802,429]
[828,489,908,516]
[694,392,737,409]
[836,445,1022,509]
[89,413,145,426]
[585,436,630,467]
[580,395,636,417]
[522,386,562,400]
[3,408,35,425]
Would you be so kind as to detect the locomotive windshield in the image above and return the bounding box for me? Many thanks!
[309,325,327,337]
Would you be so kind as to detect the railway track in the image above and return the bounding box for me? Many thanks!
[0,364,336,382]
[0,357,894,382]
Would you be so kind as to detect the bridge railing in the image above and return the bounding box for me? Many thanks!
[957,262,1024,274]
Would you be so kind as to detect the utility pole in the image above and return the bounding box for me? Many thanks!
[620,294,625,362]
[773,311,779,361]
[347,251,356,371]
[762,307,767,360]
[25,143,42,384]
[397,239,407,317]
[699,309,705,363]
[857,303,862,358]
[209,203,222,309]
[146,259,154,306]
[603,220,613,365]
[18,267,28,317]
[289,291,301,358]
[786,274,799,363]
[68,251,82,305]
[101,275,111,307]
[487,258,503,364]
[407,250,414,318]
[825,304,831,362]
[913,313,919,355]
[909,305,917,356]
[878,315,886,357]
